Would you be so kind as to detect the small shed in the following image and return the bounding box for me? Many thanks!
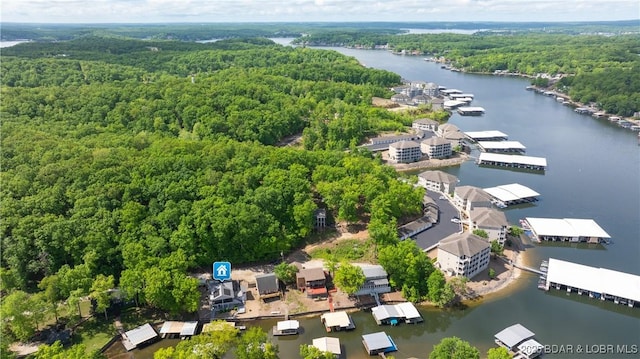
[121,323,159,351]
[312,337,342,356]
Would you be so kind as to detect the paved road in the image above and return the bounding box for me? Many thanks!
[411,191,461,250]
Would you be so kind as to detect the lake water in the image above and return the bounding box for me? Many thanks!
[119,47,640,358]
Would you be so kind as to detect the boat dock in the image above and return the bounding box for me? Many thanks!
[464,130,509,141]
[457,106,485,116]
[521,217,611,244]
[483,183,540,207]
[477,141,526,153]
[540,258,639,308]
[477,153,547,171]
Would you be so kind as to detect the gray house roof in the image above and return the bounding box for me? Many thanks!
[470,207,508,229]
[255,273,279,295]
[390,140,420,149]
[359,264,388,279]
[438,232,489,257]
[455,185,492,203]
[439,123,460,133]
[418,170,458,184]
[422,137,450,146]
[414,118,438,126]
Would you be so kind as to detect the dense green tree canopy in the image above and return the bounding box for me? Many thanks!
[429,337,481,359]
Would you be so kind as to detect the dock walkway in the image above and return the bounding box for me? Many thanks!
[499,257,545,275]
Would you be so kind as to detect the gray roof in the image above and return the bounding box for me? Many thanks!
[358,264,388,279]
[422,137,450,146]
[470,207,508,229]
[439,123,460,132]
[362,332,392,351]
[255,273,279,294]
[443,132,466,140]
[418,170,458,184]
[455,185,492,202]
[124,323,158,346]
[390,140,420,149]
[372,305,402,321]
[438,232,489,257]
[494,324,536,349]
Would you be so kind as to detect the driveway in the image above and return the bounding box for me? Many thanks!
[412,191,461,250]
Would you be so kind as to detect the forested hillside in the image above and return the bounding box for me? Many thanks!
[1,37,434,328]
[297,31,640,116]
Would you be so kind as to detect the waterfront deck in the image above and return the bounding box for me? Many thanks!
[541,258,639,308]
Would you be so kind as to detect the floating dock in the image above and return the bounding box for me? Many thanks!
[457,106,485,116]
[477,141,526,153]
[371,302,423,325]
[272,320,300,336]
[494,323,544,359]
[541,258,638,308]
[465,130,508,141]
[477,153,547,171]
[321,311,356,332]
[522,217,610,243]
[362,331,398,356]
[483,183,540,207]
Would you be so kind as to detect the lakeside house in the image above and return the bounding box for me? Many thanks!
[417,170,459,194]
[388,140,422,163]
[412,118,439,132]
[255,272,281,301]
[296,267,328,298]
[437,232,490,279]
[453,185,493,217]
[420,136,452,159]
[354,264,391,297]
[209,280,246,313]
[469,207,508,245]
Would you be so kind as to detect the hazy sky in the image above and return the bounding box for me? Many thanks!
[2,0,639,23]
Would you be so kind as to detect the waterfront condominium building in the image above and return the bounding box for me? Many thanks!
[388,140,422,163]
[469,207,509,245]
[453,185,493,216]
[420,136,452,159]
[417,170,458,194]
[437,232,490,279]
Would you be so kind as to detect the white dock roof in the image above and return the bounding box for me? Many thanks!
[478,153,547,167]
[458,106,485,112]
[313,337,341,355]
[525,218,610,238]
[464,130,508,140]
[123,323,158,349]
[546,258,640,302]
[484,183,540,202]
[477,141,526,151]
[276,320,300,331]
[396,302,422,320]
[321,311,351,328]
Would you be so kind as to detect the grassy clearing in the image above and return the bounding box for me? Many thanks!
[308,238,377,263]
[72,317,115,353]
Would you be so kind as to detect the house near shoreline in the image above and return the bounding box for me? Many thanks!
[296,267,328,298]
[469,207,508,245]
[388,140,422,163]
[412,118,439,132]
[453,185,493,216]
[209,280,246,312]
[436,232,490,279]
[420,136,452,159]
[354,264,391,297]
[255,272,281,301]
[417,170,459,194]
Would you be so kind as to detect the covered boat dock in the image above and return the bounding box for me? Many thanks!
[362,331,398,355]
[321,311,356,332]
[159,321,198,339]
[494,323,543,359]
[523,217,610,243]
[312,337,342,357]
[465,130,508,141]
[371,302,423,325]
[457,106,485,116]
[542,258,639,307]
[121,323,159,351]
[483,183,540,207]
[477,153,547,171]
[477,141,526,153]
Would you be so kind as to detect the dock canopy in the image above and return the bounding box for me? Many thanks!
[321,311,353,330]
[477,153,547,170]
[362,331,394,354]
[525,217,610,242]
[464,130,508,141]
[477,141,526,153]
[483,183,540,204]
[545,258,640,303]
[312,337,341,355]
[121,323,158,351]
[277,320,300,332]
[395,302,423,322]
[494,323,535,350]
[372,305,402,323]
